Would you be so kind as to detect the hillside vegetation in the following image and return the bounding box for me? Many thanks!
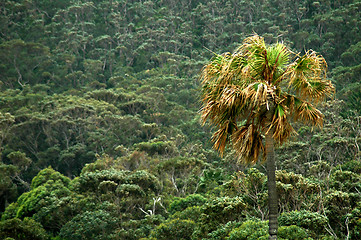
[0,0,360,239]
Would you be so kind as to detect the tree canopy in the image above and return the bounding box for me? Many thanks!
[0,0,360,239]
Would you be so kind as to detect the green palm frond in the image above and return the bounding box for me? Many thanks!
[288,50,334,103]
[267,43,291,84]
[268,43,291,69]
[233,35,267,80]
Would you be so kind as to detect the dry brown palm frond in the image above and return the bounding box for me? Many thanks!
[219,84,244,107]
[232,124,265,164]
[201,53,231,85]
[272,117,295,145]
[294,101,323,127]
[211,127,227,154]
[278,93,298,114]
[279,93,323,127]
[253,83,268,105]
[211,120,237,155]
[242,82,270,109]
[200,100,220,125]
[234,34,265,56]
[269,104,297,145]
[201,99,240,134]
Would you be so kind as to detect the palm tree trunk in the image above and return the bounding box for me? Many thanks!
[266,131,278,240]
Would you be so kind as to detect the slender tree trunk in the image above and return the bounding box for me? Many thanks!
[266,131,278,240]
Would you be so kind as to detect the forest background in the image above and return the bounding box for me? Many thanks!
[0,0,361,239]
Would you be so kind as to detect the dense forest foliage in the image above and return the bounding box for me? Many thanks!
[0,0,360,239]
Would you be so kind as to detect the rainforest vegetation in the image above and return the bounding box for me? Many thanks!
[0,0,360,239]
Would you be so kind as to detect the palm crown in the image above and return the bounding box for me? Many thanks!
[200,34,334,164]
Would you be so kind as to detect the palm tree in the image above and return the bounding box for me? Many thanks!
[200,34,334,239]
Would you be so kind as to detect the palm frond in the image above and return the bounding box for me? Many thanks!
[232,124,265,164]
[201,53,231,86]
[279,93,323,127]
[294,100,323,127]
[211,120,237,155]
[219,84,244,107]
[236,34,266,57]
[270,104,296,145]
[270,43,291,68]
[244,82,269,109]
[288,50,334,103]
[233,35,268,80]
[200,100,219,125]
[201,84,245,127]
[267,43,291,84]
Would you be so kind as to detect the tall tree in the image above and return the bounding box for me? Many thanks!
[199,34,334,239]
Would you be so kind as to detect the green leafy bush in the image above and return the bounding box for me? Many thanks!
[278,225,312,240]
[59,210,118,240]
[31,167,71,189]
[278,210,328,233]
[0,217,49,240]
[227,221,312,240]
[227,220,268,240]
[149,218,195,240]
[206,221,243,240]
[169,194,207,214]
[171,206,202,222]
[197,197,246,237]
